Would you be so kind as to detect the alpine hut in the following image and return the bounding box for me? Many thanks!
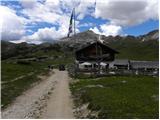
[75,41,119,70]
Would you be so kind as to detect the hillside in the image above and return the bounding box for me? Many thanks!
[1,29,159,61]
[58,29,159,60]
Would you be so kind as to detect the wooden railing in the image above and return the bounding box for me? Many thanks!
[68,65,159,78]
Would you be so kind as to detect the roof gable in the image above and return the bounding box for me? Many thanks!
[75,41,119,54]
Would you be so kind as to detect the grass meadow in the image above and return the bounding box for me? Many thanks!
[1,54,73,108]
[70,75,159,118]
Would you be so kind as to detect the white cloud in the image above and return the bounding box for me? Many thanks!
[21,26,68,44]
[19,0,62,24]
[18,0,158,26]
[1,0,158,43]
[1,0,80,42]
[59,0,95,20]
[146,0,159,20]
[20,21,80,44]
[100,24,122,36]
[76,0,95,20]
[10,39,27,44]
[0,5,27,40]
[90,23,122,36]
[95,0,159,26]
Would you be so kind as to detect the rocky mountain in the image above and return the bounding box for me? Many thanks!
[1,41,37,59]
[139,30,159,41]
[1,29,159,60]
[1,41,17,60]
[1,40,62,60]
[56,29,158,60]
[59,29,159,44]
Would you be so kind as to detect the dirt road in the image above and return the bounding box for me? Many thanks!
[2,69,74,119]
[41,70,74,118]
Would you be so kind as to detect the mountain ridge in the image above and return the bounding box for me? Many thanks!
[1,29,159,60]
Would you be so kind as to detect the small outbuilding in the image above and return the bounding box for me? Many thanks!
[130,61,159,71]
[109,59,130,70]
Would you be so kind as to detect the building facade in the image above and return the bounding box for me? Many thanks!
[75,41,119,70]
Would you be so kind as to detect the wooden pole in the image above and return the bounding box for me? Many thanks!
[73,7,77,76]
[74,8,76,36]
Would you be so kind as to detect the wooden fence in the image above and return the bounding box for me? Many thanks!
[68,65,158,77]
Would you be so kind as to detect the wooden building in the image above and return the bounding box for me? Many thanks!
[109,59,130,70]
[130,61,159,76]
[75,41,119,70]
[130,61,159,71]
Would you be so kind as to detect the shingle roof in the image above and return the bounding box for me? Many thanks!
[112,59,129,65]
[75,41,119,54]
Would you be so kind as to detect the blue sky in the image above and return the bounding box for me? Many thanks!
[1,0,159,44]
[123,20,159,36]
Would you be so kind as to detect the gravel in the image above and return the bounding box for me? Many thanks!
[2,71,57,119]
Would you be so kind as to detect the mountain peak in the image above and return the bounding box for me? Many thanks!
[58,29,159,48]
[140,29,159,41]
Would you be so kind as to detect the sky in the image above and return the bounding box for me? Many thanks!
[0,0,159,44]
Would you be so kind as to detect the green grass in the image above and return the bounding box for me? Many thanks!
[2,74,41,108]
[29,50,63,57]
[109,40,159,61]
[2,62,36,82]
[70,76,159,118]
[1,54,74,108]
[1,60,51,108]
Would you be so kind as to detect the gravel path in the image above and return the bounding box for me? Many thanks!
[41,70,74,118]
[2,69,74,119]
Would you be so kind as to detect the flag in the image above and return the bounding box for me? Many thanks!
[67,9,74,37]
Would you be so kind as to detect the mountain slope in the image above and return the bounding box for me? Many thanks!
[139,30,159,41]
[1,29,159,61]
[108,38,158,60]
[1,41,38,60]
[58,29,159,60]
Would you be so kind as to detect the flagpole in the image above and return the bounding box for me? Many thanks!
[73,7,77,76]
[74,7,76,36]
